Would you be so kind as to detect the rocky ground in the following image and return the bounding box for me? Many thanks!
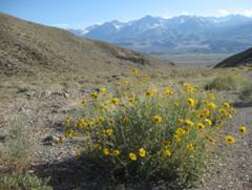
[195,72,252,190]
[195,106,252,190]
[0,69,252,190]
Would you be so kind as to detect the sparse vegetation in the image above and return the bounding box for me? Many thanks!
[0,173,52,190]
[0,114,52,190]
[64,69,243,188]
[0,12,251,190]
[0,113,33,173]
[240,83,252,103]
[205,74,247,91]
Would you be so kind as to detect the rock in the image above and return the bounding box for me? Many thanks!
[63,92,70,98]
[0,135,6,143]
[42,135,64,145]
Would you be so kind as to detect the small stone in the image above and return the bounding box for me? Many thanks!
[64,92,70,98]
[42,135,63,145]
[0,135,6,143]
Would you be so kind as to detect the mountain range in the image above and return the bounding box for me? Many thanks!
[70,15,252,54]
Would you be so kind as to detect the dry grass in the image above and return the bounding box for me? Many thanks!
[0,173,52,190]
[0,113,34,173]
[205,74,248,91]
[240,83,252,103]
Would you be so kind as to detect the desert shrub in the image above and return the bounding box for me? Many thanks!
[0,113,33,173]
[205,75,247,91]
[0,115,52,190]
[239,83,252,102]
[0,173,52,190]
[64,70,243,188]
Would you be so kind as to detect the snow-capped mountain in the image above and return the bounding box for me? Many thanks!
[69,15,252,54]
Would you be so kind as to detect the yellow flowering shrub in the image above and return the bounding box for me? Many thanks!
[64,78,245,187]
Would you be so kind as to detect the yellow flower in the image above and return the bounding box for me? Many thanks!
[132,68,139,75]
[129,152,137,161]
[239,125,247,135]
[122,80,129,85]
[174,127,187,142]
[111,98,120,105]
[196,122,206,130]
[198,109,210,119]
[152,115,163,124]
[145,88,157,97]
[176,127,186,135]
[175,128,186,138]
[138,148,147,158]
[204,119,212,126]
[163,148,172,157]
[225,135,235,144]
[103,148,110,156]
[99,87,107,94]
[184,119,194,127]
[186,143,195,152]
[183,83,195,94]
[223,102,231,109]
[187,98,196,107]
[90,92,98,99]
[105,128,113,136]
[64,129,75,138]
[219,108,228,117]
[207,102,217,110]
[96,116,105,124]
[112,149,120,156]
[163,86,174,96]
[76,118,88,129]
[174,135,181,142]
[128,95,136,104]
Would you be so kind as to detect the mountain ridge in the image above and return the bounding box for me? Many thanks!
[215,47,252,68]
[70,15,252,54]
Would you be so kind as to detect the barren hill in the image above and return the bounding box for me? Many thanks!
[215,48,252,68]
[0,13,169,78]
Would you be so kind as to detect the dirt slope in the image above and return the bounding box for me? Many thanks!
[215,48,252,68]
[0,13,171,77]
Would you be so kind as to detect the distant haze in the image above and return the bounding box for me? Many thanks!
[1,1,252,54]
[69,15,252,54]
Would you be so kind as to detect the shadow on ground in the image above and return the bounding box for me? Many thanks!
[33,155,180,190]
[34,156,113,190]
[232,101,252,108]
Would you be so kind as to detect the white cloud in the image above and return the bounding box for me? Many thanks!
[217,9,252,17]
[52,23,71,29]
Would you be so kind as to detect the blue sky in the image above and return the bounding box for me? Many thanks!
[1,0,252,28]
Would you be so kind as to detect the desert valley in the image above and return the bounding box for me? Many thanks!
[0,5,252,190]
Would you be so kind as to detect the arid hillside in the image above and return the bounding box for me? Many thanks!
[215,47,252,68]
[0,12,252,190]
[0,13,170,78]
